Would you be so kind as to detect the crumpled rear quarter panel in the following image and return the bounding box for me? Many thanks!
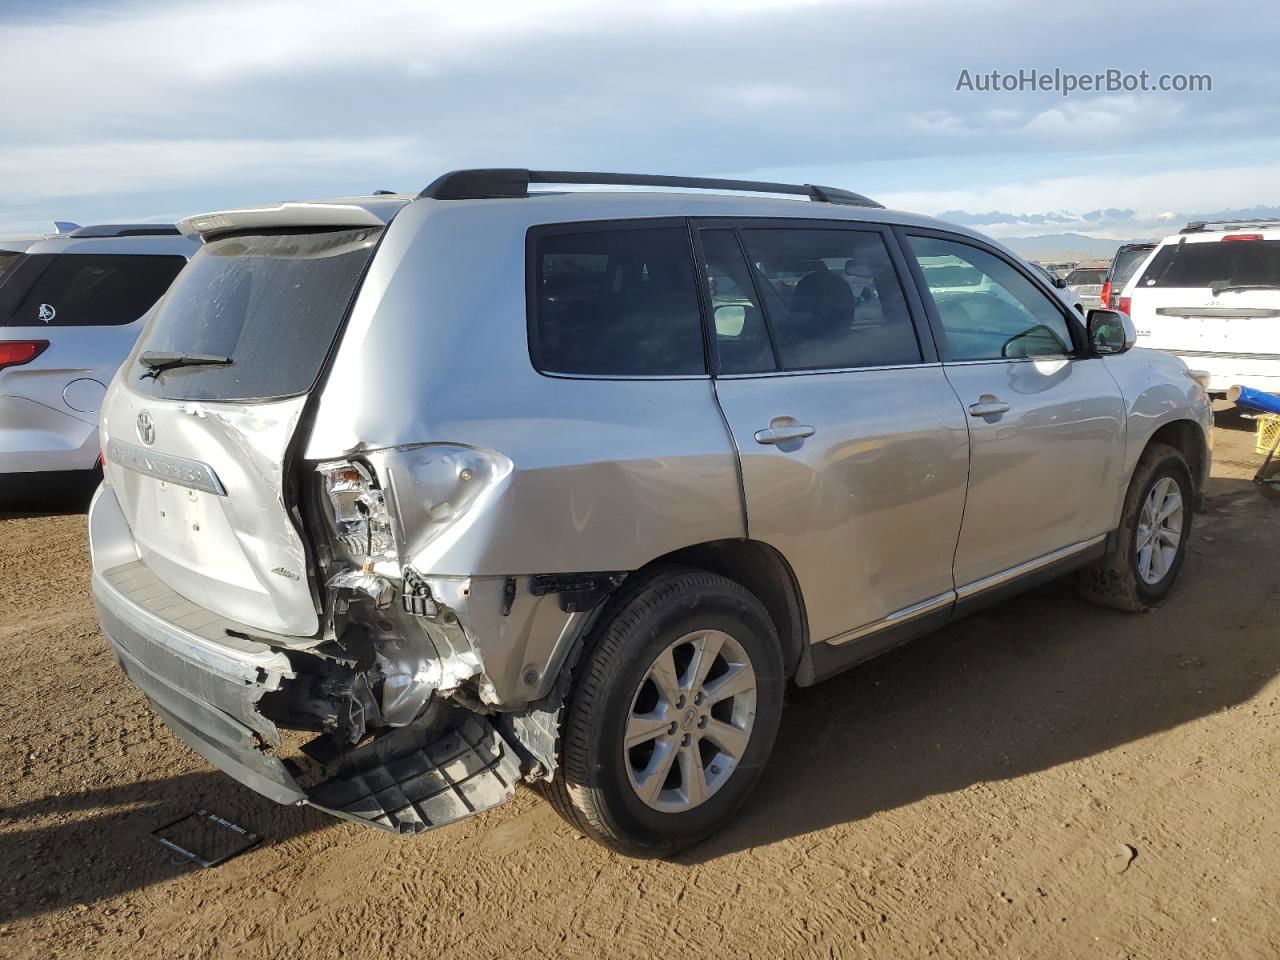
[303,198,746,575]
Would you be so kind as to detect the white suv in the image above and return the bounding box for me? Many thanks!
[1120,219,1280,395]
[0,224,197,489]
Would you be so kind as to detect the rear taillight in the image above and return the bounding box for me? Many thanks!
[1222,234,1263,242]
[1117,296,1131,315]
[0,340,49,371]
[1100,280,1113,309]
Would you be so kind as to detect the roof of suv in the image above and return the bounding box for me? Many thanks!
[176,169,995,250]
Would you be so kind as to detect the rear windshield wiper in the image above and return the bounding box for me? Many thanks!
[1209,282,1280,296]
[138,351,233,380]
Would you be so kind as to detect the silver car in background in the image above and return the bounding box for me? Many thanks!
[89,170,1212,856]
[1064,264,1109,311]
[1,224,196,487]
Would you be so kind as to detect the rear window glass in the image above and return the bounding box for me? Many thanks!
[1064,268,1106,284]
[0,253,186,327]
[531,225,705,376]
[1108,246,1153,287]
[0,250,21,278]
[131,228,379,401]
[1138,239,1280,289]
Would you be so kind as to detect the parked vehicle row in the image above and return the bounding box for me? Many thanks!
[83,170,1212,855]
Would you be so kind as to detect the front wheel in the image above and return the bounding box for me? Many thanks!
[546,568,784,857]
[1076,442,1194,612]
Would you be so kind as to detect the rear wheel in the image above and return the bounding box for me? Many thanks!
[547,568,784,857]
[1076,443,1193,611]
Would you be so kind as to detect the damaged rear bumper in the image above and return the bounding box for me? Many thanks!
[92,562,525,834]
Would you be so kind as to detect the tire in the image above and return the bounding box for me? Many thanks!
[1076,442,1194,612]
[1258,456,1280,501]
[546,567,784,857]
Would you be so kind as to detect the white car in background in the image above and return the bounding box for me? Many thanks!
[1120,219,1280,395]
[1029,260,1085,313]
[0,224,197,490]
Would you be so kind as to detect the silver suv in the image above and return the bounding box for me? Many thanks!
[1,224,196,486]
[89,170,1212,856]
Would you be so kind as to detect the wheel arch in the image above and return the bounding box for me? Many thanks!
[640,538,809,680]
[1142,418,1209,506]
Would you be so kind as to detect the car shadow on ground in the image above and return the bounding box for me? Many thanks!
[685,475,1279,863]
[0,768,334,923]
[1,471,101,516]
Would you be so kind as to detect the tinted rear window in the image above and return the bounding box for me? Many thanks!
[1139,239,1280,289]
[1065,269,1106,284]
[131,228,380,401]
[0,253,186,327]
[530,225,705,376]
[1109,246,1153,287]
[0,250,21,278]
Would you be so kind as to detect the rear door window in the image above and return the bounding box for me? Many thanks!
[907,235,1076,361]
[0,254,186,327]
[699,229,776,374]
[732,227,921,371]
[530,224,705,376]
[131,228,380,401]
[1137,239,1280,289]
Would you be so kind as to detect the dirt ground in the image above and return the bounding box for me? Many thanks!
[2,405,1278,959]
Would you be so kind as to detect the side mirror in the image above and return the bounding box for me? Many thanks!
[1053,276,1068,289]
[713,303,746,336]
[1087,309,1136,355]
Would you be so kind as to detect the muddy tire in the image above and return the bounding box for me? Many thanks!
[546,567,784,857]
[1075,442,1194,612]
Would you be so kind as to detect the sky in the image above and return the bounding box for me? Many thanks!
[1,0,1277,243]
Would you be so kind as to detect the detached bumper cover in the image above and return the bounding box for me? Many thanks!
[92,541,524,834]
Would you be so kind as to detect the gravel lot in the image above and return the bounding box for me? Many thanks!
[2,405,1278,959]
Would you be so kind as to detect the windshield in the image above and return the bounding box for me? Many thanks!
[1065,268,1106,285]
[1109,246,1153,287]
[1138,239,1280,289]
[0,253,186,327]
[130,227,381,402]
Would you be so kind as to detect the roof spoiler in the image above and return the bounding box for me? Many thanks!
[1181,218,1280,234]
[178,198,409,240]
[417,168,884,208]
[68,223,180,238]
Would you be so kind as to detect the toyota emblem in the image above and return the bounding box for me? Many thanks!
[136,411,156,446]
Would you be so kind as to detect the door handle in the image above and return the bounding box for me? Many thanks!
[754,423,816,445]
[968,398,1011,417]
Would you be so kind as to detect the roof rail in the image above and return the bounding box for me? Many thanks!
[418,168,884,208]
[1180,217,1280,234]
[68,223,180,238]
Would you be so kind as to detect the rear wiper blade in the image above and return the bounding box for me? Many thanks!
[138,351,232,380]
[1209,283,1280,296]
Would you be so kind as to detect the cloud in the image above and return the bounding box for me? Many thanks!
[0,0,1278,233]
